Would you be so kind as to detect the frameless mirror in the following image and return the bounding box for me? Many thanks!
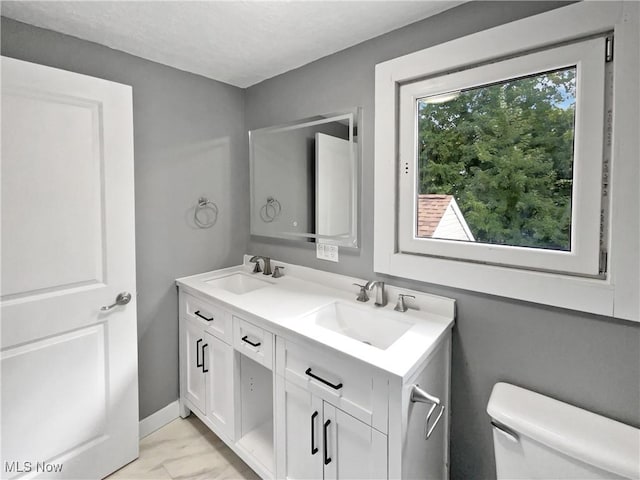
[249,109,359,247]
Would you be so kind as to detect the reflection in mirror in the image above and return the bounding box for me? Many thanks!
[250,110,359,247]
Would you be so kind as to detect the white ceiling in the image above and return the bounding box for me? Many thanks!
[1,1,463,88]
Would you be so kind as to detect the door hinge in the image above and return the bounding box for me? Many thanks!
[605,36,614,63]
[599,249,608,275]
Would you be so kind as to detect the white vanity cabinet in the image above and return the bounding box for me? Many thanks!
[179,293,235,441]
[179,290,277,478]
[276,377,387,480]
[276,337,388,479]
[274,337,389,479]
[178,262,454,480]
[275,336,389,431]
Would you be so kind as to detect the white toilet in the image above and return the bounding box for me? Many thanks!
[487,382,640,479]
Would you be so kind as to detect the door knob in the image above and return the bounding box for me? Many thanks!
[101,292,132,311]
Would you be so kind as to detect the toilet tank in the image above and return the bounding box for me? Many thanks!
[487,383,640,480]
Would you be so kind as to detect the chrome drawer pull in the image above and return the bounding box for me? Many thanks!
[305,368,343,390]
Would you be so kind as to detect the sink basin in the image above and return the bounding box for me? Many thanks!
[205,272,273,295]
[312,302,413,350]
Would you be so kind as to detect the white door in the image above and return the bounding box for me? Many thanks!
[323,404,387,480]
[184,318,206,413]
[205,332,234,439]
[315,132,352,237]
[1,56,138,479]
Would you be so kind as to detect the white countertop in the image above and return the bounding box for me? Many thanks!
[176,256,455,379]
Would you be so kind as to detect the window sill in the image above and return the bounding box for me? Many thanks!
[377,252,615,317]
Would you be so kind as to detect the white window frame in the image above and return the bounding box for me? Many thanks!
[374,1,639,320]
[398,38,604,277]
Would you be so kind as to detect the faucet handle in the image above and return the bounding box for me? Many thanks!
[272,266,285,278]
[249,257,262,273]
[353,283,369,302]
[394,294,415,312]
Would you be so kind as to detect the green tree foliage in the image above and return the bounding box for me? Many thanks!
[418,68,576,250]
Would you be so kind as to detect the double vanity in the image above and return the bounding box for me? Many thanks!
[177,255,455,479]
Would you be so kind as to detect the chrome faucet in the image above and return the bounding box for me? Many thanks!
[365,280,387,307]
[249,256,272,276]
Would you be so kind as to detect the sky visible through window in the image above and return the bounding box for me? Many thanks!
[417,66,577,251]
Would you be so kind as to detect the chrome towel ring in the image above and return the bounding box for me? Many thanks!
[194,197,219,229]
[260,197,281,223]
[410,384,445,440]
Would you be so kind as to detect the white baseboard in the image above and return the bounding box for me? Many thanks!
[139,400,180,439]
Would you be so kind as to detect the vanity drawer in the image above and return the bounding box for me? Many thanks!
[233,317,274,370]
[182,293,232,344]
[276,337,388,432]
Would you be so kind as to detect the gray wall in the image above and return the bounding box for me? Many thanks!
[1,17,249,419]
[245,2,640,479]
[2,3,639,479]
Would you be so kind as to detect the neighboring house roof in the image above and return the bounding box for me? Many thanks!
[417,194,475,241]
[417,194,450,237]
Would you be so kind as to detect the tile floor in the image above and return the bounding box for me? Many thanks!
[108,416,260,480]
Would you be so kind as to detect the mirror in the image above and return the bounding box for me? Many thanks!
[249,109,359,247]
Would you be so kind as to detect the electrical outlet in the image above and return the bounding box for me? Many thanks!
[325,244,339,262]
[316,243,339,262]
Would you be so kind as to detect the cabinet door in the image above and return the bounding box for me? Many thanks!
[205,332,234,440]
[185,318,206,413]
[323,403,387,480]
[277,378,323,480]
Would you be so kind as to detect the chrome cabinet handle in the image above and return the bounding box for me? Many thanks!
[101,292,132,311]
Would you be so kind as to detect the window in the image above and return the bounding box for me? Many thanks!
[374,1,639,319]
[398,39,606,276]
[415,66,576,251]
